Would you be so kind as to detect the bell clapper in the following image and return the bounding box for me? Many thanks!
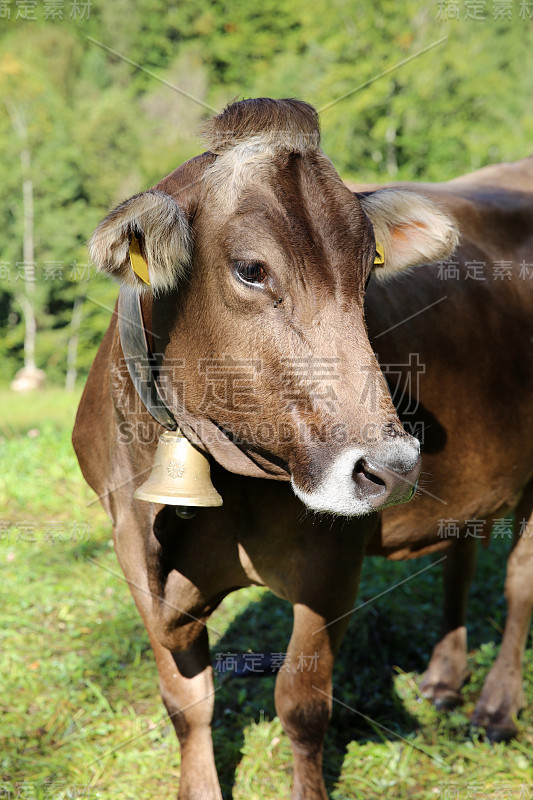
[176,506,198,520]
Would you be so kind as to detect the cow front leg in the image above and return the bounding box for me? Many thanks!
[121,592,222,798]
[420,535,477,709]
[114,520,223,800]
[154,628,222,800]
[136,624,222,800]
[273,536,368,800]
[471,490,533,741]
[275,605,337,800]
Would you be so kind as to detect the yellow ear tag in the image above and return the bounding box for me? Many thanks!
[374,243,385,266]
[129,234,151,286]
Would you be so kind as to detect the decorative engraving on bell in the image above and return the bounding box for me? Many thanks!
[167,459,186,478]
[134,429,223,507]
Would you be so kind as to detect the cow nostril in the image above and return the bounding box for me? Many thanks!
[353,458,386,489]
[352,451,421,510]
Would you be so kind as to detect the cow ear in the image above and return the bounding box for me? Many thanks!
[358,189,459,279]
[88,190,191,294]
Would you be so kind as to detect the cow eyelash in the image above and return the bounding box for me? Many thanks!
[234,260,268,286]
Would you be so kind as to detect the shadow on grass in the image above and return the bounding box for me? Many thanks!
[210,587,424,799]
[209,541,514,797]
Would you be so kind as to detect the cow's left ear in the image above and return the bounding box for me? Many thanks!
[358,189,459,279]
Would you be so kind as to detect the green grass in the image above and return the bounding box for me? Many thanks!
[1,388,533,799]
[0,388,83,440]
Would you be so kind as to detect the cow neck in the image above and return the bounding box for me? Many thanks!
[117,289,290,482]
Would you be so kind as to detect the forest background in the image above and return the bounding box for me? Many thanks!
[0,0,532,387]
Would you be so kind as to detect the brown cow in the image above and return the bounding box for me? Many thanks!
[73,98,532,798]
[358,157,533,742]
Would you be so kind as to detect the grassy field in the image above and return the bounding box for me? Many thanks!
[1,388,532,800]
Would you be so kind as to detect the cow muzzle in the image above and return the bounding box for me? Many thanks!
[290,437,421,517]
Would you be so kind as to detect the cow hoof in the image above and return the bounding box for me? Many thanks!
[470,720,518,743]
[420,680,464,711]
[486,723,518,743]
[470,707,519,743]
[432,689,464,711]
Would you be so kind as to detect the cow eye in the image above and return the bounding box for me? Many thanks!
[234,261,267,286]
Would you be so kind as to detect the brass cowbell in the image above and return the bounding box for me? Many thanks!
[134,429,223,508]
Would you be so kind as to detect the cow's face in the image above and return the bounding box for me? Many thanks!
[90,99,458,516]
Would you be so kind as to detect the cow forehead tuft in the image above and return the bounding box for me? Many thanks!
[202,98,321,155]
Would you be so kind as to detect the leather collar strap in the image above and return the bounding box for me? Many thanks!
[117,289,177,431]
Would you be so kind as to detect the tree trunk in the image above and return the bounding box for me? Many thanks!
[5,100,38,374]
[65,293,85,391]
[20,145,36,370]
[385,122,398,179]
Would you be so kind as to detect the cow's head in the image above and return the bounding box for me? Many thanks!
[89,98,458,516]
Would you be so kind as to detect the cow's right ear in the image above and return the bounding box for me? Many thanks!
[89,190,191,294]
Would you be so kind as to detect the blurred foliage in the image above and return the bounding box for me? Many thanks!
[0,1,532,383]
